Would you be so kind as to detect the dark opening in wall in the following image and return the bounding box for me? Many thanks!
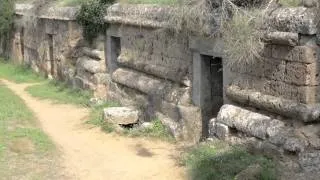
[110,36,121,72]
[20,28,24,62]
[200,55,223,137]
[48,34,54,77]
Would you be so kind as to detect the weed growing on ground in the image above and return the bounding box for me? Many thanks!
[182,142,278,180]
[122,118,174,141]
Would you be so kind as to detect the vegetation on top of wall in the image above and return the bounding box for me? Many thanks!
[0,0,14,36]
[76,0,115,43]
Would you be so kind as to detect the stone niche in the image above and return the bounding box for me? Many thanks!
[105,3,225,143]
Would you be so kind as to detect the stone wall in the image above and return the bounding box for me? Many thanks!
[7,4,108,98]
[105,4,206,143]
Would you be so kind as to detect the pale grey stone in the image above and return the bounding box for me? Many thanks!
[76,57,106,74]
[283,137,306,152]
[299,151,320,172]
[104,107,139,125]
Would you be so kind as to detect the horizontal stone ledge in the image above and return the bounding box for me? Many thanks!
[82,48,104,61]
[117,54,190,86]
[263,31,299,46]
[216,104,285,140]
[265,7,319,35]
[112,68,168,95]
[111,68,188,104]
[226,85,320,122]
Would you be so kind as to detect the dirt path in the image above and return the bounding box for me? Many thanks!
[1,79,186,180]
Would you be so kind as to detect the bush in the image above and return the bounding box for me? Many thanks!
[0,0,14,36]
[76,0,115,43]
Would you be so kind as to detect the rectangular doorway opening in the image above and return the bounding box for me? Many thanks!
[48,34,54,77]
[20,28,24,62]
[200,55,223,137]
[109,36,121,72]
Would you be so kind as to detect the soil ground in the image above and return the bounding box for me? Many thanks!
[1,79,186,180]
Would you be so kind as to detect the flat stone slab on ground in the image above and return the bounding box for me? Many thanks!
[104,107,139,125]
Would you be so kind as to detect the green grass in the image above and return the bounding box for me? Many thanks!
[122,118,174,141]
[0,60,44,83]
[0,83,57,178]
[26,80,92,106]
[182,143,278,180]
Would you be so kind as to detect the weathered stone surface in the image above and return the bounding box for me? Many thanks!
[156,112,182,140]
[300,125,320,149]
[93,73,109,85]
[178,105,202,144]
[235,164,262,180]
[266,119,285,137]
[271,45,318,63]
[76,57,106,74]
[104,107,139,125]
[263,31,299,46]
[82,47,104,60]
[217,104,272,139]
[112,68,168,95]
[285,61,318,86]
[214,123,230,140]
[226,86,320,122]
[299,151,320,172]
[283,137,306,152]
[208,118,216,137]
[266,7,319,35]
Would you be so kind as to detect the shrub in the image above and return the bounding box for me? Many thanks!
[76,0,115,43]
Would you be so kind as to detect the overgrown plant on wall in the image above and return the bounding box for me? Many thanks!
[76,0,115,43]
[0,0,15,58]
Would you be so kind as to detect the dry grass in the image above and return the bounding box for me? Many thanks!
[221,8,264,67]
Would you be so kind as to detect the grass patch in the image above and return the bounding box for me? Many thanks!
[182,142,278,180]
[0,83,57,178]
[86,103,174,141]
[0,60,44,83]
[122,118,174,141]
[26,80,92,106]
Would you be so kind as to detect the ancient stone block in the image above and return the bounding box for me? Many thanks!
[262,58,286,81]
[266,119,285,137]
[217,104,272,139]
[104,107,139,125]
[271,45,318,63]
[299,151,320,172]
[285,62,318,86]
[214,123,230,140]
[283,137,306,152]
[266,7,318,35]
[76,57,106,74]
[263,32,299,46]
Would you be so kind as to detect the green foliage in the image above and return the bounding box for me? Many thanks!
[182,143,278,180]
[0,0,14,36]
[26,80,92,106]
[123,118,174,141]
[76,0,115,43]
[0,59,44,83]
